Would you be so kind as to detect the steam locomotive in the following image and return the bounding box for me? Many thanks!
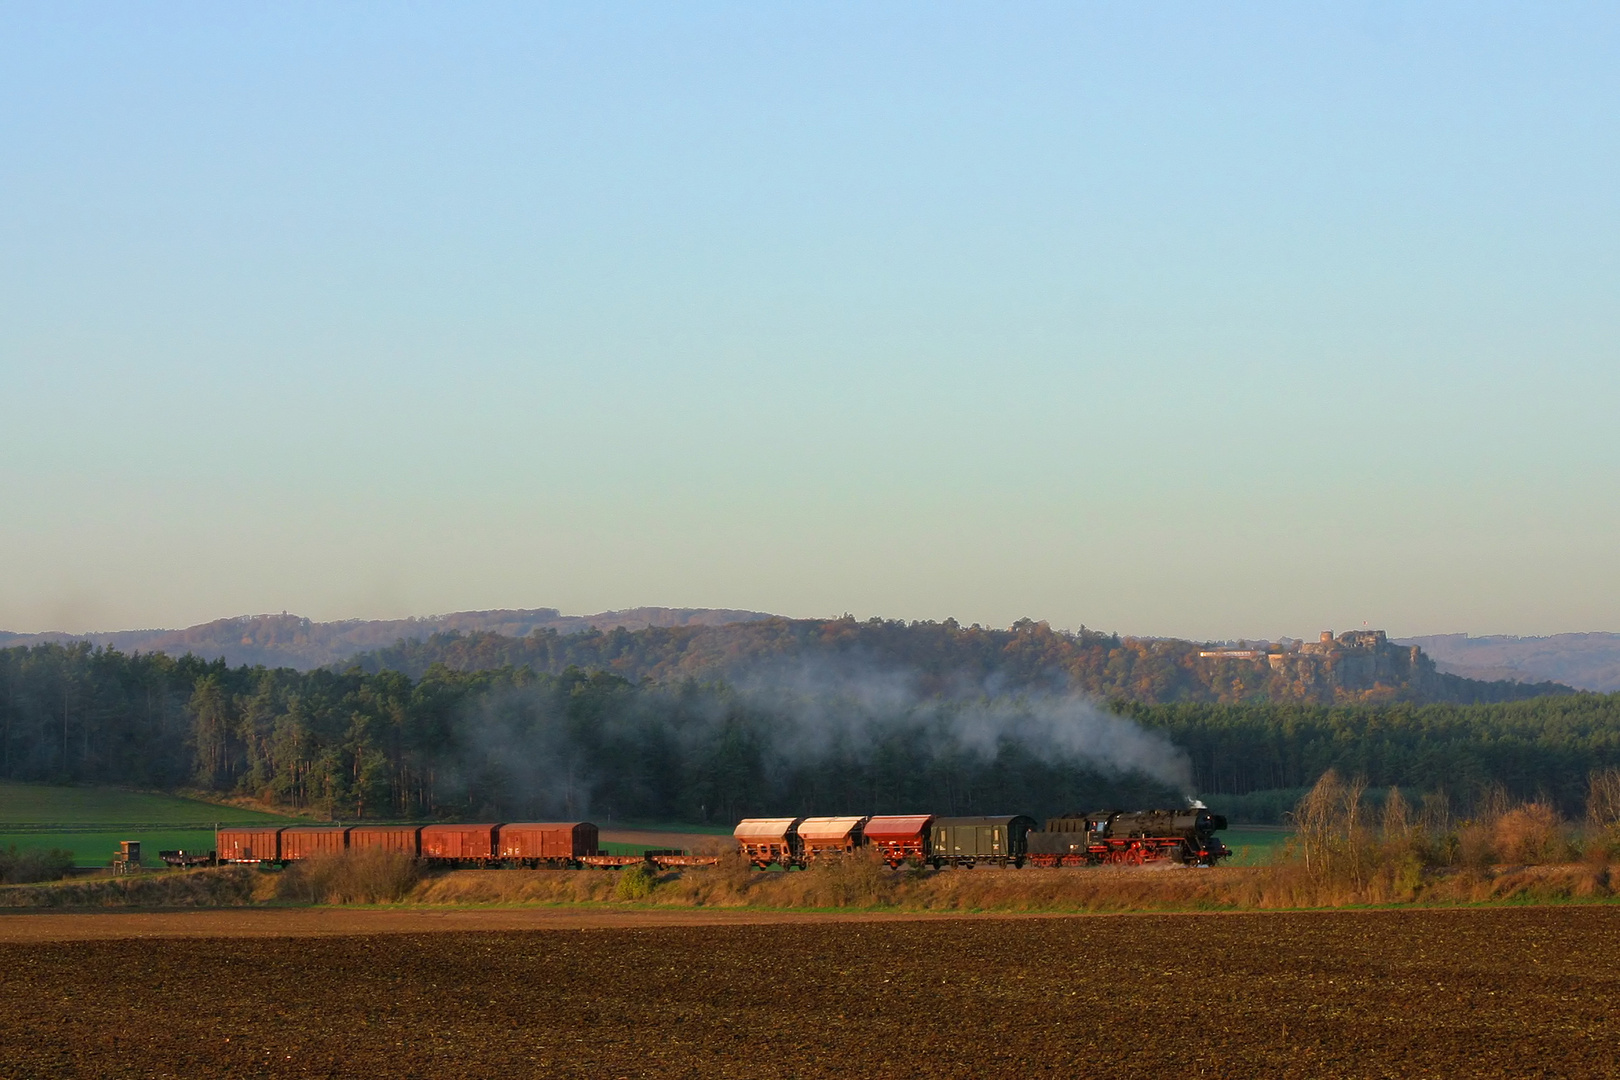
[734,807,1230,870]
[1025,808,1231,867]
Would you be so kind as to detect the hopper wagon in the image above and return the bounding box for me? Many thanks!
[795,816,869,862]
[734,818,803,869]
[862,815,934,867]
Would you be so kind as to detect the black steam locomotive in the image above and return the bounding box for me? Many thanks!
[1026,808,1230,867]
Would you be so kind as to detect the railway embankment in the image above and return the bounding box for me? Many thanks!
[1,855,1614,913]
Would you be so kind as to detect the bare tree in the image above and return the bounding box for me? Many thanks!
[1291,770,1343,878]
[1291,770,1370,884]
[1419,790,1451,837]
[1343,774,1369,888]
[1587,768,1620,831]
[1382,786,1411,841]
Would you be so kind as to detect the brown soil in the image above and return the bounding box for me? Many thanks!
[0,905,969,941]
[3,907,1619,1078]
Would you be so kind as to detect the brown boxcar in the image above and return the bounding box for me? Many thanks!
[862,814,935,866]
[279,826,350,860]
[217,826,284,863]
[796,816,869,861]
[733,817,803,869]
[496,822,598,865]
[419,823,501,863]
[348,825,421,857]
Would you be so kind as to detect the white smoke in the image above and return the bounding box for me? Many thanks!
[447,654,1197,818]
[730,656,1194,792]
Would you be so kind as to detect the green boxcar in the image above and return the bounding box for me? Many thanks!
[929,815,1037,867]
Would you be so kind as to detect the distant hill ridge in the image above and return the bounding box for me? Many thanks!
[344,618,1569,706]
[1396,633,1620,694]
[2,610,1600,703]
[0,607,776,671]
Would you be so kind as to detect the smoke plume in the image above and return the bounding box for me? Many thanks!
[444,655,1195,820]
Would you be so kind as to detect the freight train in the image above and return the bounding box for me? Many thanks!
[201,805,1228,871]
[733,808,1230,870]
[210,822,717,870]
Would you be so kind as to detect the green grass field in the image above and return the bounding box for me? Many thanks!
[1221,826,1291,866]
[604,821,738,835]
[0,782,294,867]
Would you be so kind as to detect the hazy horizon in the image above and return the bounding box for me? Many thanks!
[4,603,1614,647]
[3,4,1617,640]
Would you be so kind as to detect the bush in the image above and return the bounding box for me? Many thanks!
[1456,821,1497,869]
[274,850,421,905]
[614,862,657,901]
[800,852,895,908]
[0,845,74,884]
[1494,803,1573,864]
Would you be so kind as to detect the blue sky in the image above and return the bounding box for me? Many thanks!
[1,3,1616,638]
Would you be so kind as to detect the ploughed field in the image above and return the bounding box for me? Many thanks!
[3,907,1618,1078]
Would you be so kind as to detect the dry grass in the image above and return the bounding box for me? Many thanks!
[0,866,258,908]
[400,850,1620,913]
[0,855,1613,913]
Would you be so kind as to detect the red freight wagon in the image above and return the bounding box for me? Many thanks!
[862,815,935,867]
[497,822,599,866]
[217,827,284,864]
[419,824,501,864]
[734,818,803,869]
[348,825,421,857]
[796,816,869,861]
[279,826,350,860]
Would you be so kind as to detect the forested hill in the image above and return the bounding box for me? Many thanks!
[0,642,1610,823]
[0,607,774,671]
[349,617,1568,707]
[0,619,1581,824]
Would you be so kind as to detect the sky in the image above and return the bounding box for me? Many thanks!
[2,3,1617,640]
